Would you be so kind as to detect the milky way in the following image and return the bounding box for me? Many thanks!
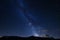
[17,0,42,37]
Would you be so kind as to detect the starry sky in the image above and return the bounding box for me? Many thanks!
[0,0,60,38]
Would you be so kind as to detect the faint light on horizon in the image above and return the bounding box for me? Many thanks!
[31,24,39,37]
[33,32,39,37]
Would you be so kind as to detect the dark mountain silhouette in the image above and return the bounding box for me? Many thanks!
[0,36,60,40]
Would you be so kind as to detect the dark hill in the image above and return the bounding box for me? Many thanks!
[0,36,60,40]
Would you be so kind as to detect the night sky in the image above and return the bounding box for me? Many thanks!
[0,0,60,38]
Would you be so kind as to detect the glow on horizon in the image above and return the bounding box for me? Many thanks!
[31,23,39,37]
[33,32,39,37]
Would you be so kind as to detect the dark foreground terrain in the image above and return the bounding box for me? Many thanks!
[0,36,60,40]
